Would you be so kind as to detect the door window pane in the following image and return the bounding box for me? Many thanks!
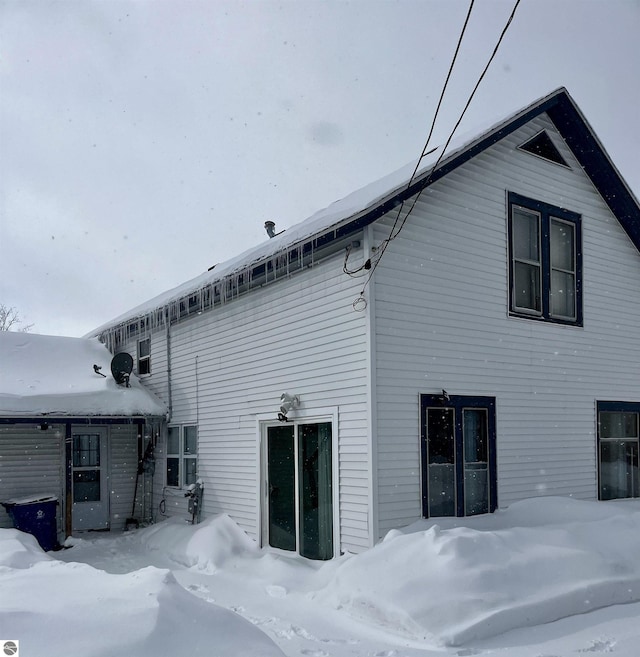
[463,409,489,516]
[428,463,456,517]
[464,466,488,515]
[463,409,488,463]
[299,423,333,560]
[73,434,100,467]
[74,470,100,502]
[427,408,455,517]
[427,408,454,464]
[600,412,638,439]
[600,441,639,500]
[267,426,296,552]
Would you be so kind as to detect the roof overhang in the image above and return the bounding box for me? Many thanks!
[90,88,640,337]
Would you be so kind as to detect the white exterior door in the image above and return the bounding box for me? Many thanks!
[71,429,109,531]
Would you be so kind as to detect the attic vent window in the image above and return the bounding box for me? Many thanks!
[518,130,569,168]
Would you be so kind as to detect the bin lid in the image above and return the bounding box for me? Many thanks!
[4,493,58,506]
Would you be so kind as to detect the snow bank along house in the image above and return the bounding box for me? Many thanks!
[0,332,166,539]
[5,87,639,559]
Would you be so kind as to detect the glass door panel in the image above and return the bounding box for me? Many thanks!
[426,408,455,517]
[600,441,639,500]
[463,409,489,516]
[265,421,334,560]
[299,422,333,560]
[266,425,296,552]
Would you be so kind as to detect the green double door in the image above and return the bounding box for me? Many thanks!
[264,422,334,560]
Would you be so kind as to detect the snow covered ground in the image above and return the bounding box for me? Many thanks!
[2,497,640,657]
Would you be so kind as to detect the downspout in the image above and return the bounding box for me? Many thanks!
[364,224,379,547]
[165,307,173,422]
[64,422,72,538]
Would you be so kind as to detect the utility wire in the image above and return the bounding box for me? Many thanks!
[352,0,522,297]
[344,0,474,279]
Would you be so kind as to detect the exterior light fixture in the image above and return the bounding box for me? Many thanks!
[278,393,300,421]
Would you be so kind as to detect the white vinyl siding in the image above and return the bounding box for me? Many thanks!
[372,113,640,538]
[98,112,640,551]
[0,423,145,534]
[115,253,371,553]
[0,425,64,532]
[108,424,139,531]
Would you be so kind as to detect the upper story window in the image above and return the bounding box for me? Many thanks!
[137,337,151,376]
[508,192,582,326]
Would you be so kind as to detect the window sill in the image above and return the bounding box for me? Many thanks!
[508,311,583,328]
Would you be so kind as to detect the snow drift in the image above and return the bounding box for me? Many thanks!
[5,497,640,654]
[314,497,640,645]
[0,529,284,657]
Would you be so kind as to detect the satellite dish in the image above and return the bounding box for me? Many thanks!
[110,352,134,386]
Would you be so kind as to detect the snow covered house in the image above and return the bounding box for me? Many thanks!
[0,332,166,538]
[88,87,640,559]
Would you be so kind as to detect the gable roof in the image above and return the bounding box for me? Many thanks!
[0,331,167,418]
[89,87,640,337]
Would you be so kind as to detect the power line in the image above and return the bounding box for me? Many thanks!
[350,0,522,298]
[344,0,475,279]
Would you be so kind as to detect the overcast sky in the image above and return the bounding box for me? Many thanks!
[1,0,639,337]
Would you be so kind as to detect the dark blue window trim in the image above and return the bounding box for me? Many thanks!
[508,192,583,326]
[420,394,497,518]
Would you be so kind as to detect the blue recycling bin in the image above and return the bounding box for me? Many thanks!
[2,495,59,551]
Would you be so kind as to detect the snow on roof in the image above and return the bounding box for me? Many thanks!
[89,88,571,336]
[0,331,166,417]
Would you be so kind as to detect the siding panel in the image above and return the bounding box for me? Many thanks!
[116,252,371,553]
[373,113,640,537]
[0,425,64,534]
[109,424,139,531]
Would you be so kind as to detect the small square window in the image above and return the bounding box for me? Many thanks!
[137,337,151,375]
[508,193,582,325]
